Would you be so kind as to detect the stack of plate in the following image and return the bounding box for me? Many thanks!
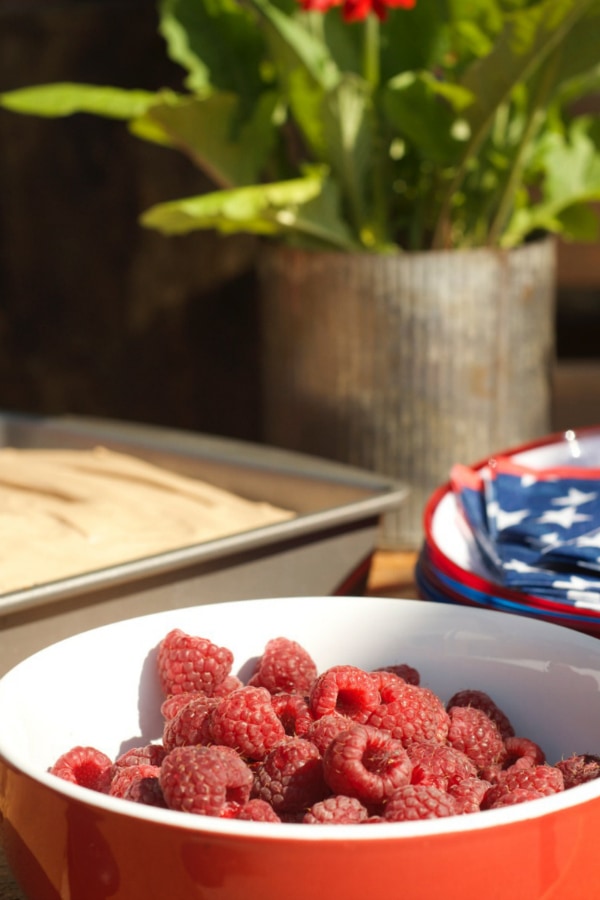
[418,426,600,636]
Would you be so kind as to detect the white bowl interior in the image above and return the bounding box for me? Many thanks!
[2,596,600,838]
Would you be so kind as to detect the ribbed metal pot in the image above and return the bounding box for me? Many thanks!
[258,238,557,549]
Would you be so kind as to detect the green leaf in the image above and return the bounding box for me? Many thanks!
[246,0,340,90]
[382,72,473,164]
[131,91,279,188]
[158,0,265,100]
[380,0,453,79]
[0,83,158,120]
[433,0,599,247]
[557,202,600,241]
[243,0,340,158]
[321,74,373,235]
[460,0,597,144]
[139,168,358,249]
[503,116,600,245]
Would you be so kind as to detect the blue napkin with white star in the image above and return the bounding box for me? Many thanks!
[450,458,600,609]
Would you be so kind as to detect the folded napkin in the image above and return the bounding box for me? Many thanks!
[450,457,600,609]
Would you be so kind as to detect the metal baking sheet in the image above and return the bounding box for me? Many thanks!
[0,413,408,674]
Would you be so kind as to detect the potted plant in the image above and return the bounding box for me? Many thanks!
[3,0,600,546]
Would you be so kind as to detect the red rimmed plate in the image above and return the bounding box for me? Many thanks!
[423,425,600,622]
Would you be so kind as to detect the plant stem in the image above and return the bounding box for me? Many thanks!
[486,50,561,247]
[363,13,380,90]
[362,13,388,248]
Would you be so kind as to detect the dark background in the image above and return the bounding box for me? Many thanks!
[0,0,598,443]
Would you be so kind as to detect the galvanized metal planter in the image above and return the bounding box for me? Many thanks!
[258,238,557,549]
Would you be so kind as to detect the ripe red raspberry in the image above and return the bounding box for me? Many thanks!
[408,741,477,790]
[209,686,285,760]
[384,784,461,821]
[555,754,600,789]
[109,764,165,808]
[49,746,114,793]
[252,737,328,814]
[366,683,450,747]
[161,692,205,721]
[309,665,380,722]
[236,798,282,822]
[323,724,411,804]
[482,765,564,809]
[485,787,546,809]
[157,628,234,697]
[447,705,506,770]
[248,637,318,695]
[162,695,217,751]
[271,692,314,737]
[303,795,369,824]
[369,670,409,703]
[303,714,355,755]
[159,745,253,816]
[213,674,244,697]
[502,736,545,770]
[446,689,515,739]
[374,663,420,686]
[114,744,167,768]
[448,776,490,814]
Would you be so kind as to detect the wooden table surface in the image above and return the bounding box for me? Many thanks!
[0,550,419,900]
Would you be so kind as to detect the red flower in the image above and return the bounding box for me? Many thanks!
[298,0,415,22]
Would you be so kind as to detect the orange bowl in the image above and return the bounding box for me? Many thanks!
[2,595,600,900]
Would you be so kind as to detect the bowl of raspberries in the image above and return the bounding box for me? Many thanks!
[2,595,600,900]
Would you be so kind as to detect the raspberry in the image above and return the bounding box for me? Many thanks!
[366,684,450,747]
[248,637,318,695]
[159,745,253,816]
[161,692,205,721]
[482,765,564,809]
[384,784,461,821]
[485,787,546,809]
[49,746,114,793]
[209,686,285,760]
[271,692,314,737]
[322,724,411,804]
[369,670,409,703]
[446,689,515,739]
[213,674,244,697]
[502,736,545,770]
[374,663,420,686]
[157,628,233,697]
[303,795,369,824]
[408,741,477,789]
[555,753,600,789]
[162,695,217,751]
[303,714,355,755]
[114,744,167,768]
[448,776,490,814]
[109,764,165,808]
[447,705,506,770]
[252,738,328,814]
[236,798,282,822]
[309,665,380,722]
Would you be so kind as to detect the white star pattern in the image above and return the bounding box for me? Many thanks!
[539,531,560,546]
[572,592,600,610]
[496,507,530,530]
[552,574,595,591]
[574,531,600,549]
[520,474,538,488]
[552,487,597,507]
[503,558,539,574]
[535,506,591,529]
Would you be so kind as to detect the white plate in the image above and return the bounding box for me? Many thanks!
[427,426,600,581]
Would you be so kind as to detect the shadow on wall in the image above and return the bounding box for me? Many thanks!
[0,0,263,441]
